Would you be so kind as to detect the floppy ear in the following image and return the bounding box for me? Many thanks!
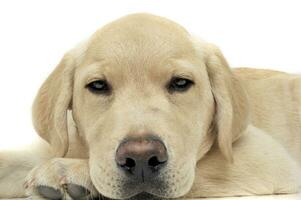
[32,54,75,157]
[205,44,249,162]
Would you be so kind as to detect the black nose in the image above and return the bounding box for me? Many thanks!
[115,135,168,181]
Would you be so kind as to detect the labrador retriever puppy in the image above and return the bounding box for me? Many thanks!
[0,13,300,200]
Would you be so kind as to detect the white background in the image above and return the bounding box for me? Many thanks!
[0,0,300,150]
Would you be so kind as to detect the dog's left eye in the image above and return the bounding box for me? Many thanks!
[168,77,194,92]
[86,80,111,94]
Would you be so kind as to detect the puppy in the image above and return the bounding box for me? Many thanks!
[0,13,300,199]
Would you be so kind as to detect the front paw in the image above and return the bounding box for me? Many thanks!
[25,158,102,199]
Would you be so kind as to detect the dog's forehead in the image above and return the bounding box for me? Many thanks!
[83,13,195,66]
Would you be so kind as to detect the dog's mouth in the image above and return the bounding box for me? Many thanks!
[119,177,169,199]
[98,192,158,200]
[128,192,159,200]
[90,156,194,200]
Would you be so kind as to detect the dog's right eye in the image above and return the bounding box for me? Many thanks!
[86,80,111,95]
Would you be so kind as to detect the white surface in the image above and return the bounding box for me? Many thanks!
[205,194,301,200]
[4,194,301,200]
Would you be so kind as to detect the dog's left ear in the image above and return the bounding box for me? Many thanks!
[32,54,75,157]
[203,43,250,162]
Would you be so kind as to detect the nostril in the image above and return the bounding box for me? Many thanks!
[122,158,136,170]
[148,156,166,168]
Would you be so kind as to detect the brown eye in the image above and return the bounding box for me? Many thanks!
[86,80,111,94]
[168,77,194,92]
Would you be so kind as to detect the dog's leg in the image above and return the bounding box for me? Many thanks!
[0,151,31,197]
[24,157,102,200]
[0,139,55,198]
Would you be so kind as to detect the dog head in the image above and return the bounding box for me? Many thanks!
[32,13,249,199]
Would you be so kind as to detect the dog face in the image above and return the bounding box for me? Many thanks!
[72,15,216,199]
[32,14,249,199]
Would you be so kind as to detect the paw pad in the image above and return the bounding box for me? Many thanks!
[37,184,91,199]
[37,185,63,200]
[67,184,90,199]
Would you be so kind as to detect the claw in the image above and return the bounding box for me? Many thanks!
[59,176,67,185]
[24,179,35,189]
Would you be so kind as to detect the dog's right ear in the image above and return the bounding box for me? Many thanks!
[32,54,75,157]
[204,43,250,162]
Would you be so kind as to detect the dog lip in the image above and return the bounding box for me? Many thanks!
[120,177,168,199]
[130,192,158,200]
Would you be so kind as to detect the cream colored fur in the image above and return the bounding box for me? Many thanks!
[0,13,300,199]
